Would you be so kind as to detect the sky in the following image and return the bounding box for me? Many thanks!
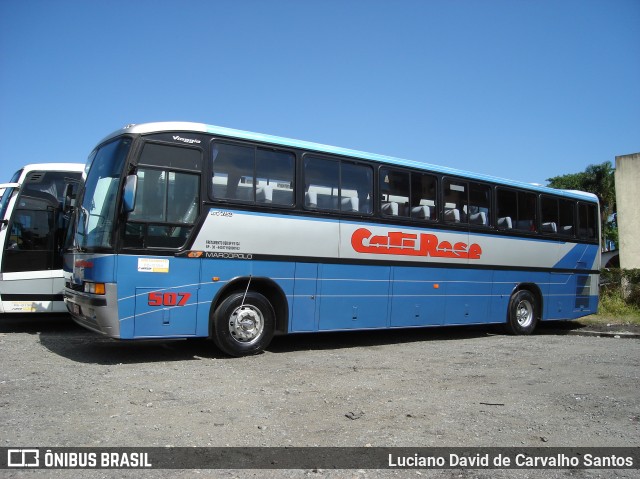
[0,0,638,185]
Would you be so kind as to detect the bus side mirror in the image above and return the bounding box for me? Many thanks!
[63,182,78,213]
[122,174,138,213]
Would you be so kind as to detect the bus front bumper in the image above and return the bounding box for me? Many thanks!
[64,284,121,338]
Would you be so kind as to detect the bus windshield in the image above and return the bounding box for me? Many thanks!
[74,137,131,250]
[0,187,14,220]
[0,169,22,219]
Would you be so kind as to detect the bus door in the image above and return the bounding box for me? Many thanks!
[1,172,79,313]
[121,140,203,337]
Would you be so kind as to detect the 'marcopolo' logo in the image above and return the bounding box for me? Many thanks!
[8,449,39,467]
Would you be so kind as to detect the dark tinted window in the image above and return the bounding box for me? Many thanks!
[497,188,537,232]
[558,199,575,237]
[211,143,294,205]
[2,170,82,272]
[380,168,437,220]
[124,143,201,249]
[444,180,468,224]
[304,156,372,214]
[469,183,491,227]
[578,202,598,241]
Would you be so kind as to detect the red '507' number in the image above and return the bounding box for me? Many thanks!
[148,292,191,307]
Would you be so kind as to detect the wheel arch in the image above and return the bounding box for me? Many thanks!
[209,276,289,336]
[509,282,544,321]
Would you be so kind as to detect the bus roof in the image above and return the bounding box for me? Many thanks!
[100,122,598,203]
[18,163,85,173]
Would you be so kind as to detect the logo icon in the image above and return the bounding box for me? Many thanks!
[8,449,39,467]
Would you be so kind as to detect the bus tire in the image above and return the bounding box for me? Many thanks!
[505,290,538,335]
[211,291,275,357]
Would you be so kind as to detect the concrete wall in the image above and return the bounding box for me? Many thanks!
[615,153,640,269]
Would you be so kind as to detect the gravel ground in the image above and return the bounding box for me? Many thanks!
[0,315,638,479]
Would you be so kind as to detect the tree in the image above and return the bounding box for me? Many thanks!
[546,161,616,248]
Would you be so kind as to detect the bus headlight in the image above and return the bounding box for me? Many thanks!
[84,282,106,295]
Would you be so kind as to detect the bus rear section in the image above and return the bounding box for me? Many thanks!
[0,164,84,314]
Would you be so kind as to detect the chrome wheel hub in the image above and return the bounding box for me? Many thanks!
[516,300,534,328]
[229,305,264,343]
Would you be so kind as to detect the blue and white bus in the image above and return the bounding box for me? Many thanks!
[0,163,83,314]
[64,122,600,356]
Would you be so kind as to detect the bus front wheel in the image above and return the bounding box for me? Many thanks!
[505,290,538,335]
[212,291,275,357]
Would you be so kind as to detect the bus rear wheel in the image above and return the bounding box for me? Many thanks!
[505,290,538,335]
[212,291,275,357]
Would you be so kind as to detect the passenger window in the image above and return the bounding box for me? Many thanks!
[304,156,372,214]
[211,143,254,201]
[304,156,339,211]
[341,162,372,213]
[444,180,467,223]
[380,168,409,217]
[411,173,438,220]
[541,196,573,235]
[255,149,294,205]
[211,143,294,205]
[517,192,537,232]
[558,199,575,236]
[497,188,537,232]
[469,183,491,227]
[541,196,559,234]
[497,189,516,229]
[578,203,598,240]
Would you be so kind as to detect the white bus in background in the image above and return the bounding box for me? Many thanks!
[0,163,84,314]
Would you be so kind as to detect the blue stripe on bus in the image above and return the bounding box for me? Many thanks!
[105,254,598,339]
[553,243,599,270]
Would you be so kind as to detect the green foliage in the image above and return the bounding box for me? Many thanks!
[547,161,615,210]
[599,269,640,321]
[546,171,588,191]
